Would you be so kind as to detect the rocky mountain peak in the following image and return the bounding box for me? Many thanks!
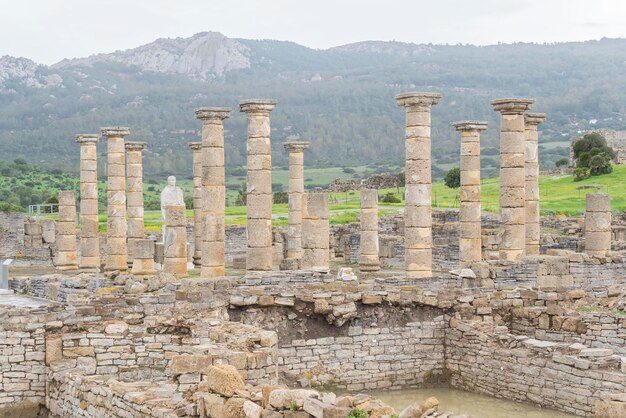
[53,31,250,78]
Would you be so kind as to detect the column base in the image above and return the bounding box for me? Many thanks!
[201,265,225,278]
[131,259,157,275]
[405,269,432,278]
[359,263,381,272]
[279,257,301,271]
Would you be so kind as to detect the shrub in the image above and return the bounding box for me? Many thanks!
[273,191,288,204]
[347,410,368,418]
[573,167,590,181]
[444,167,461,189]
[381,192,401,203]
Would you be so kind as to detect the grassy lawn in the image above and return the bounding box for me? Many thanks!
[43,164,626,232]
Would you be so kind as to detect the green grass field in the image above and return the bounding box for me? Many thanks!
[41,164,626,232]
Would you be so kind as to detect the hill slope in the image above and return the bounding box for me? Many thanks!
[1,34,626,178]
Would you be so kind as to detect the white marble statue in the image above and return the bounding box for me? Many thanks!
[160,176,185,220]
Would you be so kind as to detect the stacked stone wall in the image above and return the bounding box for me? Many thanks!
[446,320,625,417]
[0,305,58,416]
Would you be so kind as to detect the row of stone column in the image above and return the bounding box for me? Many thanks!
[71,128,150,272]
[394,93,552,275]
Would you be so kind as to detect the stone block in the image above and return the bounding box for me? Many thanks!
[405,136,431,161]
[302,193,329,219]
[247,219,273,247]
[585,193,610,212]
[247,247,273,271]
[269,389,320,410]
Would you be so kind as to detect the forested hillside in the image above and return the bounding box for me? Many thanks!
[1,33,625,179]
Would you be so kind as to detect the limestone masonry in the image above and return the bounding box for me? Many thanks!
[1,94,625,418]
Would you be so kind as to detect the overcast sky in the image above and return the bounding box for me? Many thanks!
[2,0,626,65]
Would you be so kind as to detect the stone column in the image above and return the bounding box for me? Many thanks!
[55,191,78,270]
[360,189,380,271]
[125,141,147,264]
[524,113,546,256]
[491,99,534,262]
[584,193,612,257]
[75,134,100,269]
[395,92,441,278]
[453,121,488,266]
[163,204,188,277]
[239,99,277,271]
[301,193,330,271]
[188,142,203,267]
[195,108,231,277]
[102,127,130,271]
[281,141,309,269]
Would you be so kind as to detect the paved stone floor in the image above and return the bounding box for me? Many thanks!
[0,290,54,307]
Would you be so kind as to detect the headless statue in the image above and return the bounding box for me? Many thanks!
[160,176,185,250]
[160,176,185,220]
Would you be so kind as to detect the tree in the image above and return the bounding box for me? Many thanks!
[444,167,461,189]
[555,158,569,168]
[572,132,607,159]
[235,182,247,206]
[572,132,615,178]
[273,191,288,204]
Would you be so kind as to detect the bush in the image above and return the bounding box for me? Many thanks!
[347,410,368,418]
[555,157,569,168]
[273,191,288,204]
[572,132,615,178]
[573,167,590,181]
[444,167,461,189]
[342,167,355,174]
[0,201,26,213]
[381,192,400,203]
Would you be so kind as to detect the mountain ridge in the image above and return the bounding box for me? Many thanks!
[1,32,625,178]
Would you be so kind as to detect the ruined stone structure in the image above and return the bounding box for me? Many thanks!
[525,113,546,256]
[396,92,442,277]
[163,204,188,276]
[54,191,77,270]
[584,193,612,257]
[454,121,487,266]
[6,94,626,418]
[188,142,203,266]
[125,141,147,264]
[301,193,330,270]
[75,134,100,269]
[195,107,231,277]
[359,189,380,271]
[239,99,277,271]
[102,127,130,271]
[281,141,309,270]
[491,99,534,262]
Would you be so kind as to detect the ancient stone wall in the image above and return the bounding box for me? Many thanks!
[0,305,56,416]
[0,213,53,266]
[446,320,625,417]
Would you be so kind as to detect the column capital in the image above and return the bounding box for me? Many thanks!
[491,98,534,114]
[452,121,488,132]
[75,134,99,144]
[195,107,231,121]
[283,141,310,152]
[395,92,442,108]
[525,113,546,126]
[101,127,130,137]
[188,141,202,151]
[239,99,277,114]
[125,141,147,152]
